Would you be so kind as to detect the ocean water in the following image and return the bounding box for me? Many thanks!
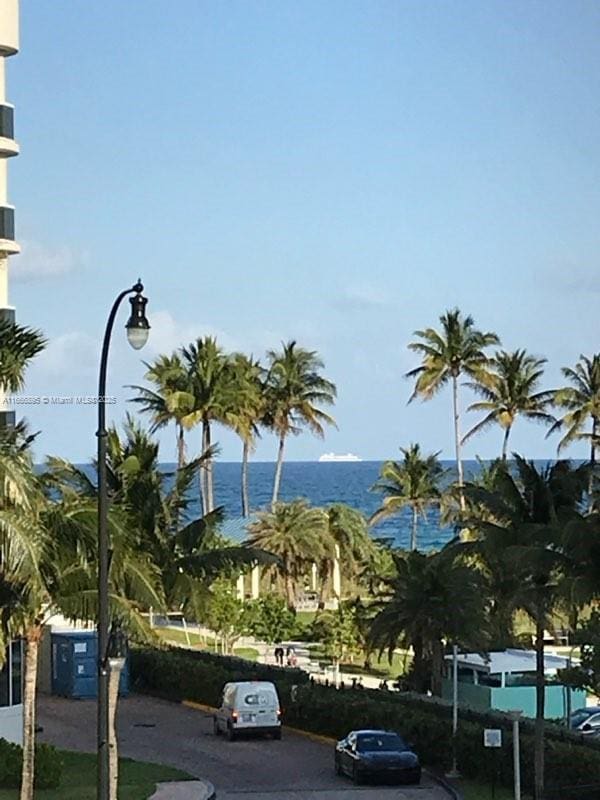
[202,460,462,551]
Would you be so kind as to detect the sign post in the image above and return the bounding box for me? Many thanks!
[484,728,502,800]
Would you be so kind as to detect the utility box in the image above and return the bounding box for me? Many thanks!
[51,631,129,699]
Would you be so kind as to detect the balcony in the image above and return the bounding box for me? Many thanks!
[0,105,18,157]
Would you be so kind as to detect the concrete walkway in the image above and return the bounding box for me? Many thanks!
[149,780,215,799]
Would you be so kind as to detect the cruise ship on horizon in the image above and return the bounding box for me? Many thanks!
[318,452,362,462]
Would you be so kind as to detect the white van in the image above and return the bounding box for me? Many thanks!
[213,681,282,741]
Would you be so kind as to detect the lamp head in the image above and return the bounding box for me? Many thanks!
[126,283,150,350]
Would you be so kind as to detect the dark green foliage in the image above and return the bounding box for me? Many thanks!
[0,738,63,789]
[131,646,600,795]
[130,645,308,707]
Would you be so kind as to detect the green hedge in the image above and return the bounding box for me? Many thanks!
[130,646,600,795]
[131,645,308,708]
[0,738,62,789]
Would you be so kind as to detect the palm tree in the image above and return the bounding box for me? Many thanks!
[406,309,499,507]
[370,444,445,550]
[128,353,196,468]
[0,318,45,393]
[464,349,555,460]
[264,341,336,507]
[548,354,600,502]
[368,548,488,695]
[316,504,376,605]
[461,457,587,800]
[49,418,274,621]
[226,354,264,517]
[180,337,235,514]
[247,500,330,608]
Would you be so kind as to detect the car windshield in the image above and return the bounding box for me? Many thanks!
[571,709,596,727]
[356,733,406,752]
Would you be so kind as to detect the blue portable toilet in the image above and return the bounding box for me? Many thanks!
[51,631,129,699]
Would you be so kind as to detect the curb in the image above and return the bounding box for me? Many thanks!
[426,770,464,800]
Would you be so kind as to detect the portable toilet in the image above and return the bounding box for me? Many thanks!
[51,631,129,699]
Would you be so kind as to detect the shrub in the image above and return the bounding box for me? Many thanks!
[0,738,62,789]
[131,644,600,796]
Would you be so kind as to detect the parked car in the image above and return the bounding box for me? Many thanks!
[570,706,600,735]
[213,681,282,741]
[334,729,421,784]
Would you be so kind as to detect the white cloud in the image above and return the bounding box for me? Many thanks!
[12,240,85,283]
[338,283,392,310]
[145,309,238,356]
[32,331,98,379]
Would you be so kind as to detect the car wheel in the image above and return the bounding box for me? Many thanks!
[334,757,342,776]
[213,717,220,736]
[226,724,236,742]
[352,763,362,784]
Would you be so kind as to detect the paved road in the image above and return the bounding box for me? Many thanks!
[38,694,449,800]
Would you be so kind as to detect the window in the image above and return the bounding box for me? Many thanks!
[0,655,8,707]
[11,641,21,706]
[357,733,407,752]
[0,642,22,707]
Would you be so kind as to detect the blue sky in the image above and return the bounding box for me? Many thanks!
[8,0,600,462]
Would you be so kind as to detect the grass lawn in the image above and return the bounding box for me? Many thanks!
[459,778,531,800]
[155,628,258,661]
[0,750,193,800]
[308,645,412,679]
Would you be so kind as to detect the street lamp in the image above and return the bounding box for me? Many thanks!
[97,280,149,800]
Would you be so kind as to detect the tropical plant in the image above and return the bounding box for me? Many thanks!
[264,341,336,506]
[180,336,235,514]
[548,354,600,502]
[464,350,555,460]
[245,596,296,645]
[368,548,489,696]
[0,318,45,394]
[314,505,376,606]
[311,603,360,671]
[460,457,588,800]
[226,354,264,517]
[247,500,330,608]
[128,353,196,468]
[406,309,499,507]
[370,444,444,550]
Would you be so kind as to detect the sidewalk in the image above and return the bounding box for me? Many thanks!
[150,780,216,800]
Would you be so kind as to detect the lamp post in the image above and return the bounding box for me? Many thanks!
[97,281,149,800]
[447,643,460,778]
[509,709,522,800]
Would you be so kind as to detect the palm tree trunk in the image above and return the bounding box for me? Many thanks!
[108,657,125,800]
[271,434,286,509]
[431,639,444,696]
[205,421,214,513]
[589,418,597,511]
[20,626,42,800]
[241,439,250,517]
[177,423,185,469]
[410,505,418,551]
[534,605,546,800]
[452,375,465,511]
[200,419,210,515]
[283,557,295,609]
[501,425,511,461]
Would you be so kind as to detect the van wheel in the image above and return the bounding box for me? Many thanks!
[273,729,282,741]
[226,724,236,742]
[213,717,220,736]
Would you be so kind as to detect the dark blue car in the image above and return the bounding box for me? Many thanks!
[334,729,421,785]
